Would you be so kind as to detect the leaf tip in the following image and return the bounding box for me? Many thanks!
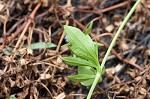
[85,21,94,35]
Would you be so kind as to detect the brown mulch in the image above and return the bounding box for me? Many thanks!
[0,0,150,99]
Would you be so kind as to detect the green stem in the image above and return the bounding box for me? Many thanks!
[87,0,141,99]
[86,72,100,99]
[100,0,141,70]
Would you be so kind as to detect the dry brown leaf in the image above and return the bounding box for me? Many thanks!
[16,86,29,99]
[106,72,113,81]
[114,76,121,84]
[20,58,29,65]
[113,15,122,26]
[32,86,39,99]
[106,67,115,74]
[0,3,4,11]
[16,75,25,88]
[120,40,129,51]
[0,70,4,76]
[102,17,109,26]
[126,71,136,78]
[40,74,51,80]
[18,48,27,55]
[105,24,114,32]
[130,57,137,64]
[115,64,122,73]
[54,92,66,99]
[142,79,147,88]
[27,48,33,55]
[2,56,13,62]
[8,78,15,87]
[135,76,142,82]
[139,87,147,96]
[46,50,57,56]
[145,48,150,56]
[0,15,8,23]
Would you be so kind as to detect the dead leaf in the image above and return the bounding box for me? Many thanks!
[54,92,66,99]
[9,78,15,87]
[115,64,122,73]
[0,3,4,11]
[120,40,129,51]
[40,74,51,80]
[139,87,147,95]
[105,24,114,32]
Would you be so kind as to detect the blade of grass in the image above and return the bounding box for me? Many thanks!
[26,42,56,49]
[3,42,56,55]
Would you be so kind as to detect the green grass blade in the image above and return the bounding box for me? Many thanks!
[26,42,56,49]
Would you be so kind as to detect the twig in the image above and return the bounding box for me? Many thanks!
[77,1,129,14]
[7,18,25,35]
[123,59,143,70]
[92,33,114,39]
[100,1,129,13]
[116,34,150,75]
[37,82,53,98]
[56,20,69,52]
[56,0,72,52]
[0,11,49,44]
[0,21,7,50]
[107,46,144,61]
[7,22,26,43]
[11,0,44,56]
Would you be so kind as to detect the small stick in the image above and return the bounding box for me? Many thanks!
[77,1,129,14]
[56,20,69,52]
[0,11,49,44]
[100,1,129,13]
[0,21,7,50]
[7,18,25,35]
[12,0,44,56]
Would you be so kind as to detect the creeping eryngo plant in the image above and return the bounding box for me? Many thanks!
[61,0,141,98]
[62,22,105,86]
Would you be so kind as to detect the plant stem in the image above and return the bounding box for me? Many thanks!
[86,72,100,99]
[100,0,141,70]
[87,0,141,98]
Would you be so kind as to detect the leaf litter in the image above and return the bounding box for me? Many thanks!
[0,0,149,99]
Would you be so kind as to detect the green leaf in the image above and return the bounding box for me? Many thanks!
[68,74,95,82]
[78,66,103,86]
[69,45,95,64]
[61,57,96,67]
[78,66,96,75]
[26,42,56,49]
[85,21,93,35]
[63,25,105,87]
[61,43,71,47]
[81,78,95,86]
[78,66,96,86]
[10,95,16,99]
[94,42,103,47]
[2,48,13,55]
[64,25,98,64]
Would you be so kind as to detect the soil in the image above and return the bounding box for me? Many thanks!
[0,0,150,99]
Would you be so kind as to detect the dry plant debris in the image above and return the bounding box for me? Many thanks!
[0,0,149,99]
